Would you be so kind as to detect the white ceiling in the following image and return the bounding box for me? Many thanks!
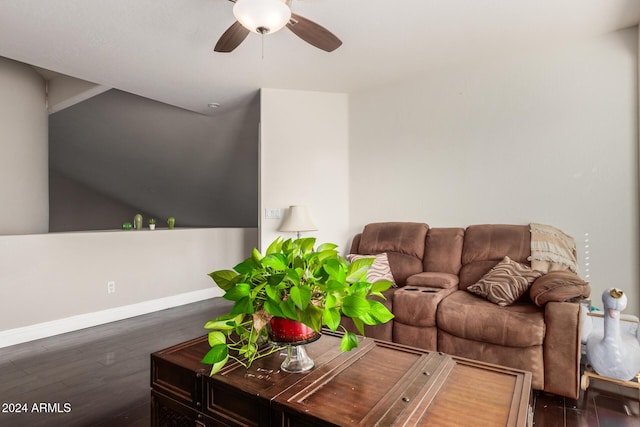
[0,0,638,115]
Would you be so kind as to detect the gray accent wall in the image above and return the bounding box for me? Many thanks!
[49,89,259,231]
[49,170,155,232]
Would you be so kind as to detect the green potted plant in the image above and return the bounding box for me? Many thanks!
[202,237,394,375]
[149,218,157,230]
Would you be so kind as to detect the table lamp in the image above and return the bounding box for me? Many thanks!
[278,205,317,239]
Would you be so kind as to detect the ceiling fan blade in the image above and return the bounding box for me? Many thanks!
[214,21,250,53]
[286,13,342,52]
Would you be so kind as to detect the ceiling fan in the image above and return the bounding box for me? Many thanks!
[214,0,342,53]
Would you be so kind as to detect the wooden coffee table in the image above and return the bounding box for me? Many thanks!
[151,331,532,426]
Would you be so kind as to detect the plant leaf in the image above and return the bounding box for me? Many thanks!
[324,293,337,309]
[281,238,293,253]
[317,242,338,252]
[251,282,267,299]
[239,342,258,357]
[340,332,359,352]
[299,237,316,252]
[265,284,280,301]
[293,256,305,270]
[252,310,272,333]
[350,281,369,297]
[279,299,298,320]
[207,331,227,347]
[299,304,323,331]
[341,294,370,318]
[224,283,251,301]
[285,268,300,286]
[346,258,374,283]
[251,247,263,265]
[208,270,239,291]
[368,300,394,324]
[204,313,244,330]
[290,285,311,311]
[230,296,254,315]
[371,280,392,296]
[234,258,255,275]
[326,279,346,293]
[208,354,229,376]
[316,249,338,263]
[201,343,228,364]
[267,272,285,287]
[261,253,288,271]
[322,307,341,331]
[265,237,283,255]
[264,299,284,317]
[357,311,378,325]
[323,259,346,281]
[351,317,365,336]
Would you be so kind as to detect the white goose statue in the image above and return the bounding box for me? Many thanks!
[586,288,640,381]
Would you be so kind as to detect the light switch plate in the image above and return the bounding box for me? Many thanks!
[265,208,281,219]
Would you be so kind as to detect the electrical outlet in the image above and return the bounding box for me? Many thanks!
[107,281,116,294]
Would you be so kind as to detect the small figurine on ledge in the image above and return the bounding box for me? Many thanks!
[134,213,143,230]
[586,288,640,381]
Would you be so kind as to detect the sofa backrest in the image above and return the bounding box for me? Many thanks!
[423,227,465,275]
[459,224,531,290]
[350,222,428,284]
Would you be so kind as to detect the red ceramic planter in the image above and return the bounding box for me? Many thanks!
[268,317,320,344]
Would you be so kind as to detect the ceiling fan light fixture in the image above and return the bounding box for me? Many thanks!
[233,0,291,35]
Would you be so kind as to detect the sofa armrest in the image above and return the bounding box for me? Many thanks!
[394,286,456,328]
[543,301,581,399]
[530,271,590,307]
[406,272,459,289]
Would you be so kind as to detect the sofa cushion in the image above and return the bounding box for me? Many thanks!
[530,271,590,307]
[437,290,545,347]
[438,330,545,391]
[406,272,458,289]
[467,256,543,306]
[346,253,396,286]
[358,222,428,258]
[355,222,429,284]
[424,227,465,275]
[459,225,531,290]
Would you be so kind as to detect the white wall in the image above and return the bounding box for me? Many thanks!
[0,57,49,234]
[260,89,350,252]
[349,28,639,314]
[0,228,256,344]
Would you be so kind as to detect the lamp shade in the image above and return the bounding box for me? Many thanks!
[279,205,317,233]
[233,0,291,35]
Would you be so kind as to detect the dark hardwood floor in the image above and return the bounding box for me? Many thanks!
[533,374,640,427]
[1,298,638,426]
[0,298,233,427]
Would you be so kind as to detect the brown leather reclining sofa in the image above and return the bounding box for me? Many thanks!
[345,222,590,399]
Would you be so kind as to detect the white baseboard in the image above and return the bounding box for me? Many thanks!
[0,288,221,348]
